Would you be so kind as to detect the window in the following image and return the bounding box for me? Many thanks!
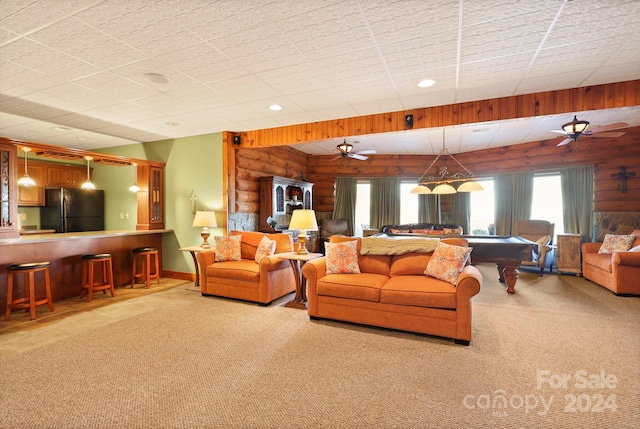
[354,182,370,237]
[469,174,564,239]
[469,179,495,235]
[400,182,419,224]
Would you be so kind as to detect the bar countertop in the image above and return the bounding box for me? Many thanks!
[0,229,173,245]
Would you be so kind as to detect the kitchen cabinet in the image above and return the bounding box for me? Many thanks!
[46,164,87,188]
[136,164,165,230]
[17,162,45,206]
[0,143,19,239]
[259,176,313,232]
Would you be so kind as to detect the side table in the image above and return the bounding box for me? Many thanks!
[179,246,206,286]
[278,252,323,309]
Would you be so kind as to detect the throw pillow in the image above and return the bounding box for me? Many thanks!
[629,245,640,252]
[214,235,241,262]
[325,240,361,274]
[254,235,276,263]
[598,234,636,254]
[424,241,473,285]
[443,227,463,235]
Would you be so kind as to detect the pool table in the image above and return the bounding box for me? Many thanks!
[466,236,535,293]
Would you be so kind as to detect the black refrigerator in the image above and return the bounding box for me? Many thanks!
[40,188,105,233]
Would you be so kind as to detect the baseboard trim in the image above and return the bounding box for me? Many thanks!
[163,271,195,282]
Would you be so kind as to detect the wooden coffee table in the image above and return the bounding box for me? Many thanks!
[278,252,323,309]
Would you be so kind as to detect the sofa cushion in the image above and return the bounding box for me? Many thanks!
[425,241,473,285]
[381,276,457,309]
[207,259,260,282]
[255,236,276,263]
[214,236,241,262]
[390,253,432,276]
[326,240,361,274]
[598,234,636,254]
[316,273,388,302]
[583,252,612,273]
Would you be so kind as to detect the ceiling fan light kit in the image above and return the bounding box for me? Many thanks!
[561,115,590,140]
[333,139,376,161]
[411,130,483,194]
[553,115,628,148]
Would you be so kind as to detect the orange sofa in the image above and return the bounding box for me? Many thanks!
[197,231,296,304]
[581,230,640,296]
[302,236,483,345]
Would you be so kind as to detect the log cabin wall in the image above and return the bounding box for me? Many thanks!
[305,127,640,215]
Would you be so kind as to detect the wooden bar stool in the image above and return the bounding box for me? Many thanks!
[131,247,160,288]
[5,262,54,321]
[81,253,115,302]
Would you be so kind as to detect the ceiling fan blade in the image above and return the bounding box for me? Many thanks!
[350,153,369,160]
[354,149,376,155]
[330,155,342,161]
[586,122,629,134]
[550,129,569,135]
[557,137,572,147]
[587,131,626,138]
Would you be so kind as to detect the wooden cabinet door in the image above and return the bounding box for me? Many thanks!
[46,165,87,188]
[0,143,19,239]
[17,163,45,205]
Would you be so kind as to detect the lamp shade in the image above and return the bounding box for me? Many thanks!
[288,209,318,231]
[457,181,484,192]
[432,183,457,194]
[410,185,432,194]
[192,210,217,228]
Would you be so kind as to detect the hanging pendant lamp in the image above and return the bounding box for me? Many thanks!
[17,147,36,187]
[81,156,96,190]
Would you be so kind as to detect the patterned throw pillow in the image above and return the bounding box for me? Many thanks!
[598,234,636,254]
[325,240,361,274]
[214,236,242,262]
[254,236,276,263]
[443,227,463,235]
[424,241,473,285]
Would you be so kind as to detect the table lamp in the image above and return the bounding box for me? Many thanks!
[193,210,217,248]
[288,209,318,254]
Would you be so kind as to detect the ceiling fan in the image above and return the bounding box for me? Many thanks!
[332,140,376,160]
[552,115,628,147]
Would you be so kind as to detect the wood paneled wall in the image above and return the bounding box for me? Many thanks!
[234,127,640,215]
[305,128,640,213]
[231,145,308,213]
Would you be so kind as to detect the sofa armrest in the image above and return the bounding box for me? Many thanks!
[197,249,216,267]
[613,251,640,266]
[260,253,291,274]
[455,265,482,299]
[582,242,601,254]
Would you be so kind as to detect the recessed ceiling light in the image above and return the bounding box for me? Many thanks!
[144,72,169,84]
[269,104,283,111]
[417,79,436,88]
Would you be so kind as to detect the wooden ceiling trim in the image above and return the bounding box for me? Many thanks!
[242,79,640,148]
[1,137,165,168]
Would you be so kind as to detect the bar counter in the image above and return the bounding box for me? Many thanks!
[1,229,173,311]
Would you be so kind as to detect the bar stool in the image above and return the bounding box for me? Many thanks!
[81,253,115,302]
[5,262,54,321]
[131,247,160,288]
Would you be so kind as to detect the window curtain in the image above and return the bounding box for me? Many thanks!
[452,192,470,234]
[418,194,441,223]
[332,177,357,236]
[370,177,401,229]
[560,165,593,243]
[493,172,534,235]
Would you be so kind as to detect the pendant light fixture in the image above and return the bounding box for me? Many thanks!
[81,156,96,190]
[17,147,36,187]
[410,129,483,194]
[129,162,140,193]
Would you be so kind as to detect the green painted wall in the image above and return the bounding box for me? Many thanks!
[96,132,224,275]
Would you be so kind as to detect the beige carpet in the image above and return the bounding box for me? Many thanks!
[0,265,638,428]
